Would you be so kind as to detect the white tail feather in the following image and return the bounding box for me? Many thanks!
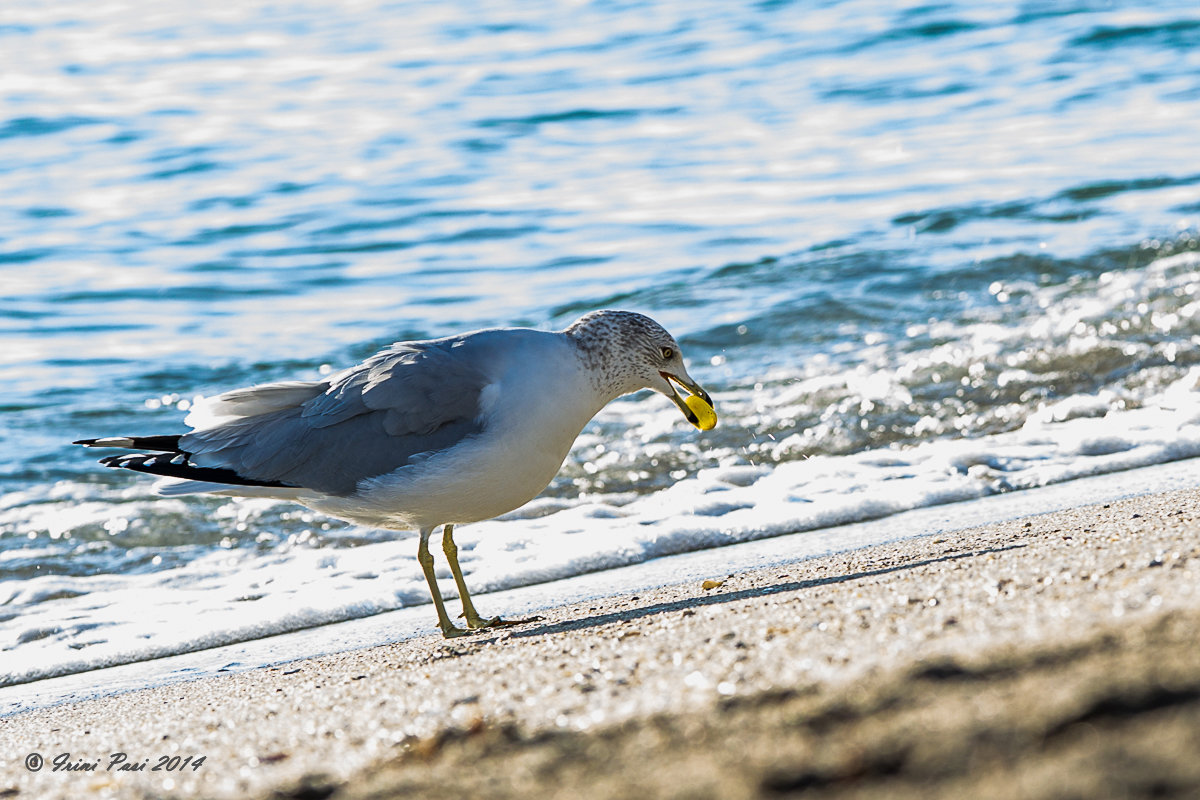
[184,381,324,430]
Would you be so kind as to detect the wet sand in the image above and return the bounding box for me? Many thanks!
[2,486,1198,799]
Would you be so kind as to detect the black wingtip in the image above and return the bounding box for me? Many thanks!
[78,435,294,489]
[97,451,296,489]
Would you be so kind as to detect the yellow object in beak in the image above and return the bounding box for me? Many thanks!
[663,371,718,431]
[685,393,718,431]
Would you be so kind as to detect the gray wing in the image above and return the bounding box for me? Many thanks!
[181,339,490,495]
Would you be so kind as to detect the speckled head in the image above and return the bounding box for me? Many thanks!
[565,310,717,430]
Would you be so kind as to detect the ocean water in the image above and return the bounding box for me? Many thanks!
[3,0,1200,692]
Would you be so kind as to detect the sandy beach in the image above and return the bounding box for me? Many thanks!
[3,485,1199,800]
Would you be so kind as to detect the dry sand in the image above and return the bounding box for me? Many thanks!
[2,486,1199,800]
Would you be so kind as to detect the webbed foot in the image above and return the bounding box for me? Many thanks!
[463,612,543,630]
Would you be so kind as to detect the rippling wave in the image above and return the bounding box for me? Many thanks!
[3,0,1200,686]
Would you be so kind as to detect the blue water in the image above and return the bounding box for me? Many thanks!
[3,0,1200,688]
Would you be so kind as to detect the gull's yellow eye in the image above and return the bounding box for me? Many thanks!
[661,347,674,360]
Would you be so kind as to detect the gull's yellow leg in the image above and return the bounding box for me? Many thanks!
[418,526,470,638]
[442,524,536,630]
[441,523,497,629]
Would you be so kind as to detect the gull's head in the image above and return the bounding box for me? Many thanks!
[566,309,717,431]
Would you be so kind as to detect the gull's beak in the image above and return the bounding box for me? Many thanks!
[660,371,718,431]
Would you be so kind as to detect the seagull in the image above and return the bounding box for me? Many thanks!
[76,310,717,638]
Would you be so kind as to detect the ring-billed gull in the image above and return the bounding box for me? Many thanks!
[76,310,717,638]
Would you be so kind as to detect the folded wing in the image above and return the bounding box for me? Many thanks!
[84,338,492,497]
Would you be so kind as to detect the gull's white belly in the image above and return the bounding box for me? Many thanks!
[334,430,572,529]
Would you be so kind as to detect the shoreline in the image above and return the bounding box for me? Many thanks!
[2,485,1199,798]
[10,454,1200,711]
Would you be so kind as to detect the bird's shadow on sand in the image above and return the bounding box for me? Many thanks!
[444,542,1027,649]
